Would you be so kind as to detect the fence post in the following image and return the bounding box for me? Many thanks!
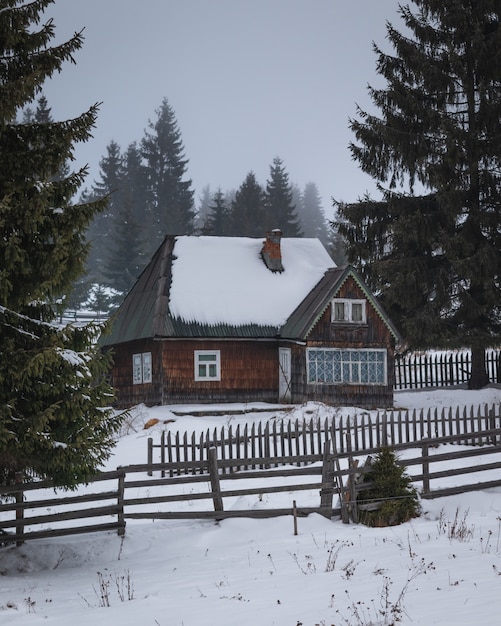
[160,430,166,478]
[15,472,24,546]
[208,447,224,519]
[489,407,497,445]
[319,441,334,518]
[117,468,125,537]
[422,444,430,495]
[147,437,153,477]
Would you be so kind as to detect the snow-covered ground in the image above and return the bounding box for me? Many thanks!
[1,386,501,625]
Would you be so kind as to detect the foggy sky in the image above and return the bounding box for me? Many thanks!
[43,0,402,218]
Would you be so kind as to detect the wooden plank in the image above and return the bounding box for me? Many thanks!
[0,490,120,513]
[421,478,501,499]
[125,507,326,521]
[0,522,123,544]
[208,447,223,516]
[1,504,120,529]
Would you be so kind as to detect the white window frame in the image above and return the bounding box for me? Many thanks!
[307,348,387,385]
[331,298,367,324]
[194,350,221,381]
[132,352,152,384]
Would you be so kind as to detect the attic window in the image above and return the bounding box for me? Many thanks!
[332,298,366,323]
[195,350,221,381]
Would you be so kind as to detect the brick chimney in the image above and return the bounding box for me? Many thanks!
[261,229,284,272]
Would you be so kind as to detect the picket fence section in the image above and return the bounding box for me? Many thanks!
[394,349,500,389]
[2,402,501,545]
[147,402,501,475]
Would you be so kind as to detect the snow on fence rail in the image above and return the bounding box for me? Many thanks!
[394,348,500,389]
[2,402,501,545]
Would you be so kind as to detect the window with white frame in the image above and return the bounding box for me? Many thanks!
[194,350,221,381]
[132,352,152,384]
[307,348,387,385]
[332,298,366,323]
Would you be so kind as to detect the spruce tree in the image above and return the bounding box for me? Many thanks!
[265,157,302,236]
[339,1,501,388]
[0,0,122,487]
[141,98,195,251]
[297,182,329,244]
[103,200,145,297]
[202,188,231,235]
[229,171,267,237]
[85,140,125,286]
[196,184,212,232]
[357,448,419,527]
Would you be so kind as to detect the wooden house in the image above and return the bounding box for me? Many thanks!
[100,231,401,409]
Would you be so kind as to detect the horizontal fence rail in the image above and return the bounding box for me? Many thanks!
[394,349,500,390]
[1,402,501,545]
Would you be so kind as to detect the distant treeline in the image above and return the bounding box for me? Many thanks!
[63,97,344,313]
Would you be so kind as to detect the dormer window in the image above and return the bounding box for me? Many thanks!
[332,298,366,323]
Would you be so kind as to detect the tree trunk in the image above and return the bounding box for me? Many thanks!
[469,346,489,389]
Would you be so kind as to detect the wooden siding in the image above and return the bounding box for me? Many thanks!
[107,276,396,409]
[161,340,279,404]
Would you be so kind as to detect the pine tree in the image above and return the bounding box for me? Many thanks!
[229,171,267,237]
[103,200,145,297]
[85,140,125,286]
[195,184,212,232]
[297,182,329,244]
[265,157,302,236]
[141,98,195,250]
[0,0,122,487]
[99,142,148,298]
[202,188,231,235]
[339,1,501,388]
[357,448,419,527]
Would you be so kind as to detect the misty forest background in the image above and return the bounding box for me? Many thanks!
[22,95,345,315]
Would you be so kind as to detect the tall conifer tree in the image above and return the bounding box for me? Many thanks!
[338,0,501,388]
[229,172,267,237]
[141,98,195,251]
[0,0,122,486]
[297,181,328,243]
[265,157,302,236]
[85,140,124,285]
[202,188,231,235]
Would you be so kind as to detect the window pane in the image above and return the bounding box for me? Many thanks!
[198,354,216,362]
[133,354,142,385]
[198,364,206,377]
[351,303,363,321]
[142,352,152,383]
[334,301,345,320]
[342,362,350,382]
[351,362,359,382]
[209,363,217,377]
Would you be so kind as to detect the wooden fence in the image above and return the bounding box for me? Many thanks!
[1,402,501,545]
[0,470,126,546]
[147,402,501,474]
[394,349,500,389]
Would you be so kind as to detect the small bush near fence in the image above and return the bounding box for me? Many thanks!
[356,448,420,527]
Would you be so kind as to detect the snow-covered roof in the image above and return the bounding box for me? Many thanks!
[168,236,336,328]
